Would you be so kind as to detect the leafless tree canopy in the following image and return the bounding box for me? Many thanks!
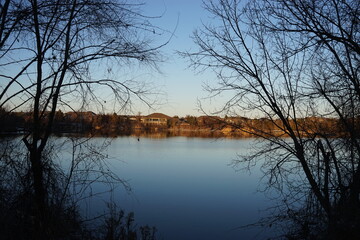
[1,0,165,112]
[186,0,359,238]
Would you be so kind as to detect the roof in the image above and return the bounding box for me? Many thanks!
[145,113,172,119]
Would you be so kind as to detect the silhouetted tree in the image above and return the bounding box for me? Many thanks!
[186,0,359,239]
[0,0,166,239]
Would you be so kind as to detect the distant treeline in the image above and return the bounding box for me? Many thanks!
[0,109,351,138]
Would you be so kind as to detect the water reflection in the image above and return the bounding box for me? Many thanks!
[75,136,276,240]
[60,129,253,139]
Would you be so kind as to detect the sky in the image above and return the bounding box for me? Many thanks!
[136,0,216,117]
[2,0,223,117]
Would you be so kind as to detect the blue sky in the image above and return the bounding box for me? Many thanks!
[138,0,215,117]
[2,0,220,117]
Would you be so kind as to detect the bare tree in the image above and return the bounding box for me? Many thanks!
[0,0,167,239]
[185,0,359,238]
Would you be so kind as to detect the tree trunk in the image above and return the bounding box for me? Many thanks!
[29,145,47,240]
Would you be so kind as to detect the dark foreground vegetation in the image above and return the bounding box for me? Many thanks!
[0,188,157,240]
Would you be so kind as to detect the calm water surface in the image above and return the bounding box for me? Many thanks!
[66,136,276,239]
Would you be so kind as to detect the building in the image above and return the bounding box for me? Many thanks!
[141,113,171,125]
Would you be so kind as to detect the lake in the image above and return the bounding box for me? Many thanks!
[59,136,277,239]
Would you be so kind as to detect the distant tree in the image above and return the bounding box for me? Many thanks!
[185,115,198,126]
[0,0,167,239]
[0,106,24,132]
[186,0,359,238]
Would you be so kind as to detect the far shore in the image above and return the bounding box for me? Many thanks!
[1,111,341,139]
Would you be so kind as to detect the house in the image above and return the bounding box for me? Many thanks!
[224,116,247,125]
[197,115,222,126]
[141,113,171,125]
[65,111,96,121]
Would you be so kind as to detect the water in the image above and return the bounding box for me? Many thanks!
[60,136,276,239]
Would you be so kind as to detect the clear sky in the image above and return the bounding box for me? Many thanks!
[3,0,221,117]
[137,0,216,117]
